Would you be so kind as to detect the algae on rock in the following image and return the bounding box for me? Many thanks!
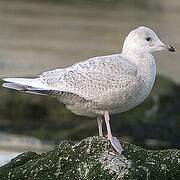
[0,137,180,179]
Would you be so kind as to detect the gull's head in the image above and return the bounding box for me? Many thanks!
[122,26,175,55]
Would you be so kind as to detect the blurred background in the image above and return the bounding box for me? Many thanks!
[0,0,179,166]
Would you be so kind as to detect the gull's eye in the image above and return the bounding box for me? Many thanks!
[146,37,151,41]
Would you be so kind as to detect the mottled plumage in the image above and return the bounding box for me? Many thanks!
[38,54,149,117]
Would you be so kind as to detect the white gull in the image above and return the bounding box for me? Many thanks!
[2,26,175,153]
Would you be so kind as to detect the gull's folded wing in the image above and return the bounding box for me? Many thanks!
[39,54,140,103]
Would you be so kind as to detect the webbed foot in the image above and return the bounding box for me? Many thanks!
[110,136,123,154]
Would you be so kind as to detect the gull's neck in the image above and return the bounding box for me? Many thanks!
[121,50,156,80]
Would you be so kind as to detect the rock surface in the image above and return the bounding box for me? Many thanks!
[0,137,180,180]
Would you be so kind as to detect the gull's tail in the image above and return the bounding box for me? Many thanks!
[2,78,52,95]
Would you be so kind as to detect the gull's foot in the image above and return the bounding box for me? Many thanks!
[110,137,123,154]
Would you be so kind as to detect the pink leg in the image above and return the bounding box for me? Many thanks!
[97,116,103,137]
[104,112,112,140]
[104,111,123,154]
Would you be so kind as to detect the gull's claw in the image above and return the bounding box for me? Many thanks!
[110,137,123,154]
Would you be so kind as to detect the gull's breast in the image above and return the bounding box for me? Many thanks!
[110,72,156,114]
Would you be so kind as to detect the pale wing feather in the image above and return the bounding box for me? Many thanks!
[39,54,140,102]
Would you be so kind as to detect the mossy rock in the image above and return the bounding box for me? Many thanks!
[0,137,179,179]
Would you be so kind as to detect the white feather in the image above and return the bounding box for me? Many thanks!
[2,82,24,91]
[3,78,60,91]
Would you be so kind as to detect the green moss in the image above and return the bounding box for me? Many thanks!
[0,137,179,179]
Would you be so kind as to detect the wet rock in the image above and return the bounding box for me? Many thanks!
[0,136,179,180]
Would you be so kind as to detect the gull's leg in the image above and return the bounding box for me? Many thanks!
[104,111,123,153]
[97,116,103,137]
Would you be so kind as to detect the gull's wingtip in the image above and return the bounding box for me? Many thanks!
[2,82,11,89]
[1,78,8,87]
[2,78,14,82]
[2,82,23,91]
